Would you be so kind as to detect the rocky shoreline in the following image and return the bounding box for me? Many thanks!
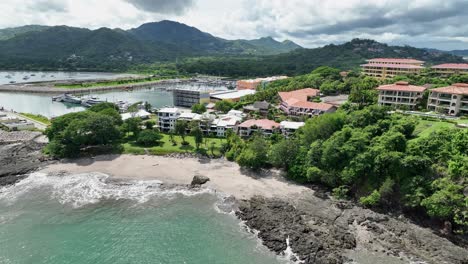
[0,130,49,186]
[1,136,467,264]
[236,193,468,264]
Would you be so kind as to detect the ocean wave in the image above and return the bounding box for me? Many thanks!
[0,172,212,208]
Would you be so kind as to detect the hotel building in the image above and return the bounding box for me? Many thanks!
[237,119,280,137]
[376,81,427,110]
[431,63,468,76]
[427,83,468,116]
[279,88,336,117]
[361,58,425,79]
[157,108,181,132]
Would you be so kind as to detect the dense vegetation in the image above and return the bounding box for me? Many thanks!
[0,21,464,76]
[175,39,465,77]
[223,106,467,233]
[0,21,300,71]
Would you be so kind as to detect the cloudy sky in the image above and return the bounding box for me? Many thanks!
[0,0,467,50]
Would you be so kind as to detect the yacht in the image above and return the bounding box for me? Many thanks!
[52,94,82,104]
[81,97,105,107]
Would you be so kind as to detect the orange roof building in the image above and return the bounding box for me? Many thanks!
[431,63,468,76]
[361,58,425,79]
[237,76,288,90]
[279,88,336,116]
[376,81,427,110]
[428,83,468,116]
[237,119,280,137]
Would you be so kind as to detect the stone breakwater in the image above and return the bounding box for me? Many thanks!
[236,194,468,264]
[0,131,49,186]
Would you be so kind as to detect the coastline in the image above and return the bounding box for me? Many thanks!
[0,78,191,94]
[38,154,308,200]
[37,154,468,264]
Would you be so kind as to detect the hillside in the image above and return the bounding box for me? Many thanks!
[0,21,301,71]
[177,39,466,77]
[0,25,49,40]
[450,50,468,57]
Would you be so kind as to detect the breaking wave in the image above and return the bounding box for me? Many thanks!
[0,172,212,208]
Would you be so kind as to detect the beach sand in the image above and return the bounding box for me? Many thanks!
[39,154,309,199]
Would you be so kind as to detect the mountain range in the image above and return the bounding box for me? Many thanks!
[0,21,465,74]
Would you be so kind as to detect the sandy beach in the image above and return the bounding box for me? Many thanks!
[39,154,309,199]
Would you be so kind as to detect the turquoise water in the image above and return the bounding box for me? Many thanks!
[0,173,288,264]
[0,83,226,118]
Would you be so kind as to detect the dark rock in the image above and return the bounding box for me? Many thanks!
[190,175,210,186]
[0,133,48,186]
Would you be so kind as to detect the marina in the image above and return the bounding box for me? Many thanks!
[0,80,230,118]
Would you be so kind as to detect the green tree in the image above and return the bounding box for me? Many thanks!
[214,100,234,113]
[137,130,162,146]
[174,120,188,144]
[144,120,156,130]
[191,103,207,114]
[191,126,204,150]
[268,139,300,169]
[121,117,141,137]
[349,77,379,107]
[421,178,465,221]
[236,135,269,170]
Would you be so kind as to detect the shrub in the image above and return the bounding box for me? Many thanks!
[359,190,381,207]
[136,130,162,146]
[332,186,349,200]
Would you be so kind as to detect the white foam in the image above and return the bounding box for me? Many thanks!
[0,172,211,208]
[282,236,305,264]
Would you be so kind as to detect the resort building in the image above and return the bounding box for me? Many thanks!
[243,101,270,115]
[280,121,305,137]
[431,63,468,76]
[173,89,211,108]
[237,119,280,137]
[427,83,468,116]
[211,115,243,137]
[279,88,336,117]
[376,81,427,110]
[210,89,256,102]
[361,58,425,79]
[157,108,181,132]
[236,76,288,90]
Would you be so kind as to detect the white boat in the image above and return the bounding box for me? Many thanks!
[52,94,82,104]
[23,76,30,80]
[81,97,105,107]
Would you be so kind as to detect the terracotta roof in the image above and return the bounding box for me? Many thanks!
[238,119,280,130]
[361,63,424,69]
[366,58,424,64]
[279,88,320,102]
[376,82,427,92]
[431,83,468,95]
[431,63,468,70]
[289,101,335,111]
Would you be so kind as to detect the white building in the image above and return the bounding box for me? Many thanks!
[157,108,181,132]
[280,121,305,137]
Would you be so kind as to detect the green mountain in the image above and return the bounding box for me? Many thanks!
[449,50,468,58]
[0,21,301,70]
[129,20,301,55]
[0,25,49,40]
[177,39,466,77]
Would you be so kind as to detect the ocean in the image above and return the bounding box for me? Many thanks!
[0,172,290,264]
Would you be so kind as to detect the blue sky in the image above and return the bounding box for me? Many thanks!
[1,0,467,50]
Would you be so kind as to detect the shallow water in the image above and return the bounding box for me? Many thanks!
[0,173,289,264]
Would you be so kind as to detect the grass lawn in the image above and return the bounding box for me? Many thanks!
[19,113,51,125]
[412,119,458,138]
[123,134,225,157]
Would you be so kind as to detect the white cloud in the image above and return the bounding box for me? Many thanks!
[0,0,467,50]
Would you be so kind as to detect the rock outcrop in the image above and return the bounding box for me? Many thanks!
[0,131,48,186]
[237,193,468,264]
[191,175,210,186]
